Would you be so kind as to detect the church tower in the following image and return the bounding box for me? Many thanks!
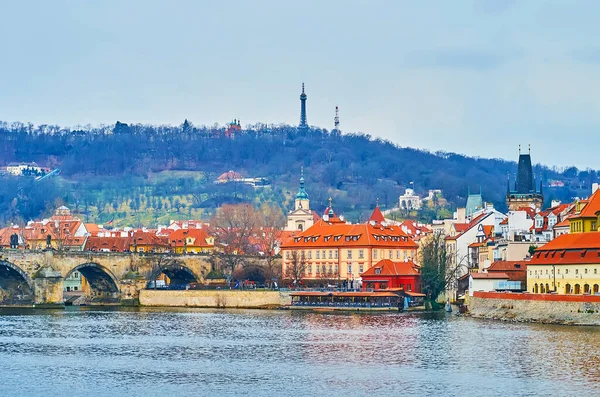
[286,168,315,231]
[298,83,308,131]
[506,145,544,211]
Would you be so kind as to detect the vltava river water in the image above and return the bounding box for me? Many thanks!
[0,307,599,397]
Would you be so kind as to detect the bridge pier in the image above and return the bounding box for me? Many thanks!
[32,266,64,308]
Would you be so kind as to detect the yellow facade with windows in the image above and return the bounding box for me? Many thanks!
[527,263,600,294]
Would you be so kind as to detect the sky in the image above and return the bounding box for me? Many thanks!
[1,0,600,169]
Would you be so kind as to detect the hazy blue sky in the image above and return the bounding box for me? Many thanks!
[1,1,599,168]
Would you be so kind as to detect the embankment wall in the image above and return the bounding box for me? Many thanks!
[139,289,291,308]
[469,291,600,325]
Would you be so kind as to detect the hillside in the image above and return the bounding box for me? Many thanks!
[0,120,595,226]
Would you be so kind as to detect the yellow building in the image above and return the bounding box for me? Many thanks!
[569,188,600,233]
[527,232,600,294]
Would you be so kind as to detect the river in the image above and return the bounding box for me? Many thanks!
[0,307,599,397]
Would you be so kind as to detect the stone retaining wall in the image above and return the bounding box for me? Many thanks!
[469,292,600,325]
[139,289,291,309]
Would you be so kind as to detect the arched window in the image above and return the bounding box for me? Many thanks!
[584,284,590,294]
[574,284,581,294]
[594,284,599,295]
[565,284,571,294]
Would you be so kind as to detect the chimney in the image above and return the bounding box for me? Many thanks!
[551,199,561,208]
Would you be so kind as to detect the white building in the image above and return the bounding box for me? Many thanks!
[399,188,421,210]
[468,273,509,296]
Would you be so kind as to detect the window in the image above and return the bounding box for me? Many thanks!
[347,250,352,259]
[373,250,377,259]
[329,250,333,259]
[309,251,313,259]
[375,268,381,275]
[576,269,579,275]
[407,284,412,292]
[334,251,338,259]
[322,265,326,274]
[359,249,364,259]
[389,250,393,259]
[322,250,326,259]
[359,265,363,273]
[566,269,569,274]
[348,264,352,274]
[315,250,319,259]
[585,269,588,274]
[595,269,598,274]
[334,265,338,273]
[396,250,400,259]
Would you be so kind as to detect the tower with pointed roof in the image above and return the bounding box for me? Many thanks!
[286,168,315,231]
[506,145,543,211]
[298,83,308,131]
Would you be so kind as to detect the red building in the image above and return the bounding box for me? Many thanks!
[360,259,421,293]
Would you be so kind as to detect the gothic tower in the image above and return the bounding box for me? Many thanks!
[506,145,544,211]
[299,83,308,131]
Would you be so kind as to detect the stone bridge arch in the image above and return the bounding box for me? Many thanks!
[148,260,200,288]
[66,262,120,303]
[0,260,35,304]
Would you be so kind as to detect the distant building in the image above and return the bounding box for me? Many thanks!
[399,188,421,210]
[225,119,241,138]
[506,147,543,211]
[214,170,269,187]
[6,162,46,177]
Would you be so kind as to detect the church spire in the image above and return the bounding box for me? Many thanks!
[295,167,309,200]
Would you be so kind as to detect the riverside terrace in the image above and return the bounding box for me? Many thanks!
[0,249,270,307]
[289,289,425,311]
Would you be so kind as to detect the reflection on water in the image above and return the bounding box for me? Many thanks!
[0,307,599,397]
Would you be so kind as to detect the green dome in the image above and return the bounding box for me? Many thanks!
[296,176,309,199]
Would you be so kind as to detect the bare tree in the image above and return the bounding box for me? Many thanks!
[284,250,307,286]
[209,204,258,276]
[254,204,285,280]
[420,233,467,302]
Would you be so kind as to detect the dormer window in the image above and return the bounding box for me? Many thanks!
[375,268,381,275]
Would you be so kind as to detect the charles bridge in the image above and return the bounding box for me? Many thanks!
[0,249,245,307]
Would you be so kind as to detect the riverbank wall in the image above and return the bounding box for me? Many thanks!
[469,291,600,325]
[139,289,291,309]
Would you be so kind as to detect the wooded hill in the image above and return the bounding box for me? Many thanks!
[0,120,595,226]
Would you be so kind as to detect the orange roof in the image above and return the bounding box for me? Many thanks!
[368,207,385,224]
[280,219,418,249]
[517,206,537,219]
[132,231,169,247]
[554,217,571,228]
[217,170,243,181]
[453,223,469,233]
[85,236,133,252]
[535,232,600,251]
[576,188,600,218]
[169,228,213,248]
[361,259,420,277]
[471,272,509,279]
[85,223,100,236]
[487,261,527,272]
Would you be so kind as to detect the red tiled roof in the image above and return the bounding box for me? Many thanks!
[280,219,418,249]
[361,259,420,277]
[529,232,600,265]
[577,189,600,218]
[84,236,132,252]
[470,272,509,279]
[487,261,527,272]
[168,228,213,248]
[369,207,385,224]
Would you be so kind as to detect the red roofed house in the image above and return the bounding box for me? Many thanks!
[360,259,421,293]
[527,232,600,294]
[280,205,418,285]
[169,228,214,254]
